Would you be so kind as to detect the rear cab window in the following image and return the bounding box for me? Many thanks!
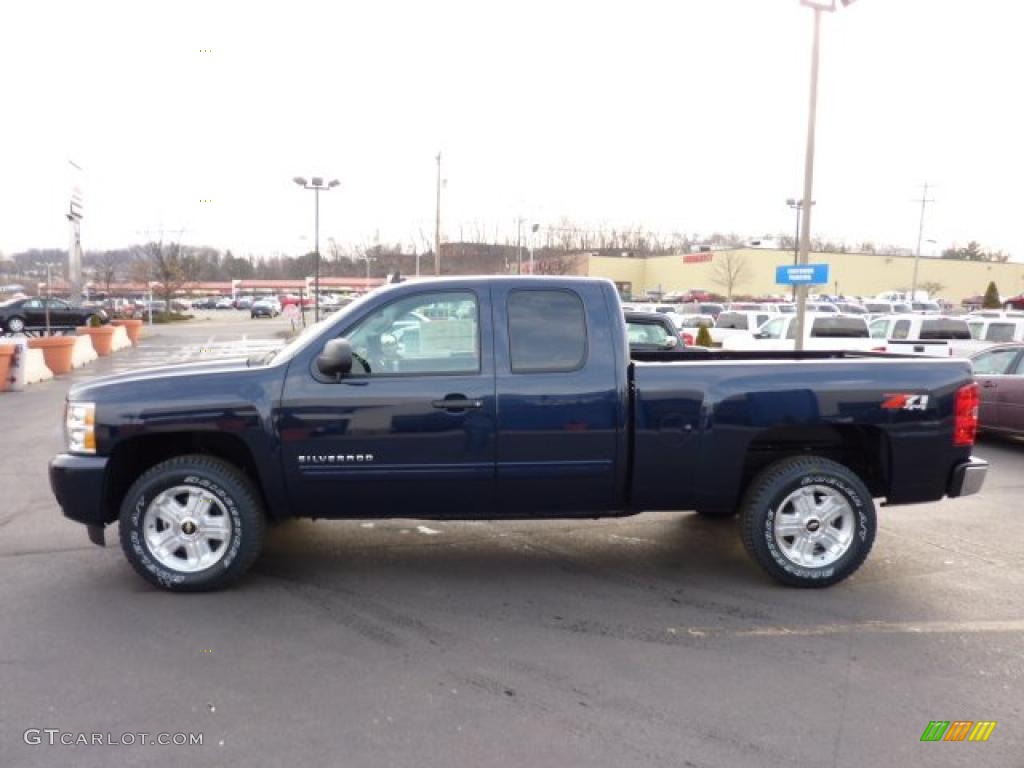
[715,312,748,330]
[920,319,971,340]
[986,323,1016,343]
[810,317,868,338]
[508,289,587,373]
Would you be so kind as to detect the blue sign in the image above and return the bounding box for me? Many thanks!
[776,263,830,286]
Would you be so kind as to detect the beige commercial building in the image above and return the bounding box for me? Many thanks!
[586,249,1023,303]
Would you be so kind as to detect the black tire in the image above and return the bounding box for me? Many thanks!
[118,455,266,592]
[740,456,875,588]
[6,315,26,334]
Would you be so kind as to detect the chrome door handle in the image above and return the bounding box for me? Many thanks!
[431,397,483,411]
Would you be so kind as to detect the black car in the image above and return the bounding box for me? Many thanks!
[624,311,688,357]
[0,297,108,334]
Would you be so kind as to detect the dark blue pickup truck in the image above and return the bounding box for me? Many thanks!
[49,277,987,591]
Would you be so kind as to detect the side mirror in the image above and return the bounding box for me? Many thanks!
[316,338,353,378]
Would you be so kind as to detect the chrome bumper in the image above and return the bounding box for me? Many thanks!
[948,457,988,498]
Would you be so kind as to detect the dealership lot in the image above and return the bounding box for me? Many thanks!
[1,319,1022,767]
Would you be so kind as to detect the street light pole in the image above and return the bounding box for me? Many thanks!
[293,176,340,323]
[793,4,823,352]
[792,0,857,348]
[516,217,523,275]
[529,223,539,274]
[910,182,935,299]
[786,198,814,301]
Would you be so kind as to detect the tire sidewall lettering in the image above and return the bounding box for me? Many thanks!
[763,470,865,580]
[129,471,242,583]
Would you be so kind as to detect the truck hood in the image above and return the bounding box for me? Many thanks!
[68,356,265,402]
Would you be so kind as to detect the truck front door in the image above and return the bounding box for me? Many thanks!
[278,287,497,518]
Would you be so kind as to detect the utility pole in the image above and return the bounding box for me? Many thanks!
[910,182,936,298]
[434,152,442,276]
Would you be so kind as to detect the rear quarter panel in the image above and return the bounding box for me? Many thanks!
[631,357,975,512]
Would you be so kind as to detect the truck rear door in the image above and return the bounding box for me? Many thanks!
[491,281,626,514]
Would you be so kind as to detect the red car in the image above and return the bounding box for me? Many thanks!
[972,343,1024,435]
[278,294,314,308]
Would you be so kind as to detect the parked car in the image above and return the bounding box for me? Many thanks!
[234,296,255,310]
[722,313,876,352]
[971,343,1024,435]
[251,298,282,318]
[673,313,716,346]
[624,311,687,357]
[868,314,978,357]
[966,314,1024,346]
[49,276,986,592]
[1,297,108,333]
[215,297,234,310]
[280,294,314,308]
[709,310,775,345]
[191,297,219,310]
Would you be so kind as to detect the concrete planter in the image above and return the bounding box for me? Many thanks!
[76,325,116,357]
[28,335,78,376]
[0,343,14,392]
[112,318,143,345]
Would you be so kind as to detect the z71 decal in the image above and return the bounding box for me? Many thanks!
[881,393,930,411]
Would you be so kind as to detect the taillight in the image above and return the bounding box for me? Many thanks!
[871,346,886,352]
[683,333,694,346]
[954,382,980,446]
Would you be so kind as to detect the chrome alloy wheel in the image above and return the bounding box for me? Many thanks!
[142,485,233,573]
[772,485,854,568]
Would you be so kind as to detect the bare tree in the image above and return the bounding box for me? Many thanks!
[92,251,119,295]
[919,280,945,298]
[135,241,187,308]
[533,252,581,275]
[710,250,748,301]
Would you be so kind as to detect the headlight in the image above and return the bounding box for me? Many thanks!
[65,402,96,454]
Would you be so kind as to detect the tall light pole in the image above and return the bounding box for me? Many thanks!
[293,176,340,322]
[786,198,814,301]
[910,182,935,299]
[792,0,857,351]
[528,223,540,274]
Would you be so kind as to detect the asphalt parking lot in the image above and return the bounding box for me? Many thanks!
[1,318,1022,767]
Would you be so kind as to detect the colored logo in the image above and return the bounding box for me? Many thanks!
[920,721,996,742]
[882,393,930,411]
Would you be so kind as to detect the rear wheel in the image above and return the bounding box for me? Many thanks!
[740,456,875,587]
[118,455,265,592]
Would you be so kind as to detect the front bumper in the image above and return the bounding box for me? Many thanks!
[49,454,110,544]
[947,457,988,498]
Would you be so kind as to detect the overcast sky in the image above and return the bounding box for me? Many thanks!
[2,0,1022,259]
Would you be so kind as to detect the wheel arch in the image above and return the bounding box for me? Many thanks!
[739,424,889,500]
[103,432,277,523]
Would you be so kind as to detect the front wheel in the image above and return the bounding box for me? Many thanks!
[118,455,266,591]
[740,456,875,588]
